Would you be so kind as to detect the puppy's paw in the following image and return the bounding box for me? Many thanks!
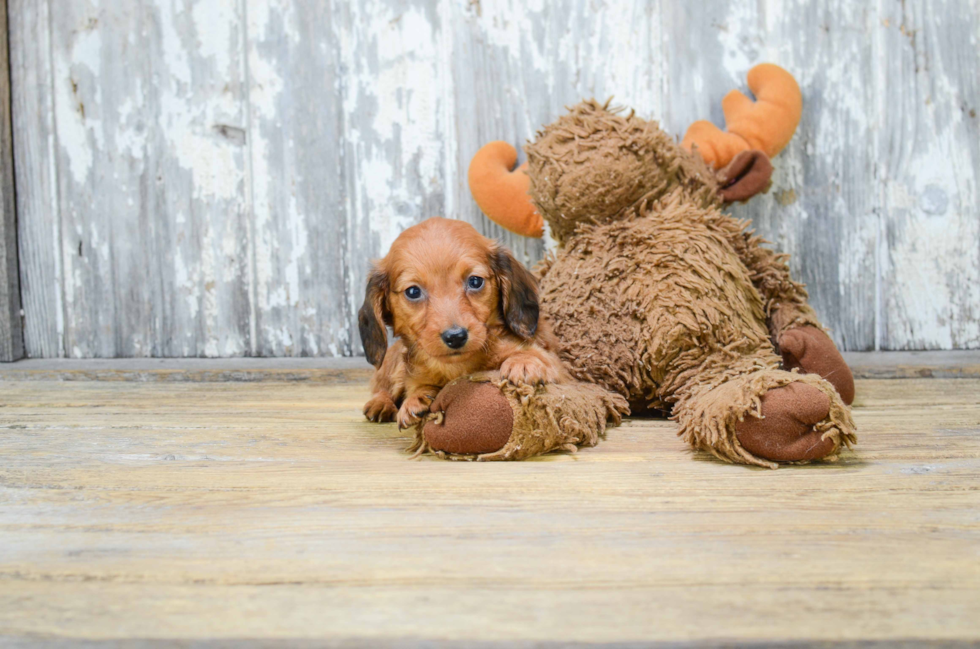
[397,394,433,430]
[364,393,398,423]
[501,353,562,386]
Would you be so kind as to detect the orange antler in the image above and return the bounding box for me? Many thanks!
[681,63,803,169]
[467,142,543,238]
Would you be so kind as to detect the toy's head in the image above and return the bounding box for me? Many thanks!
[468,64,802,241]
[524,100,717,242]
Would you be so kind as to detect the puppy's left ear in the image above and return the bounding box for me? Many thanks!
[491,246,539,340]
[358,267,391,367]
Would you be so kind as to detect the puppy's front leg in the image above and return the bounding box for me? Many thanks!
[500,346,565,386]
[364,391,398,422]
[363,340,407,423]
[397,383,441,430]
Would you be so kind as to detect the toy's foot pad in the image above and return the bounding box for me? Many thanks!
[422,380,514,455]
[779,326,855,405]
[735,382,835,462]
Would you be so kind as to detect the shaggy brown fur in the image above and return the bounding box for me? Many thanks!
[413,372,629,461]
[524,100,854,467]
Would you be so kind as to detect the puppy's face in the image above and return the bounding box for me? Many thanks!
[388,221,498,362]
[358,218,539,368]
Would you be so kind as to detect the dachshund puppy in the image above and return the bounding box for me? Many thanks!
[358,217,566,429]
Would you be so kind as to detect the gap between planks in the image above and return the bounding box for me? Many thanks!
[0,351,979,382]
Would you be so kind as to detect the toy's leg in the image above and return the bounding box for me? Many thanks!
[672,352,856,469]
[412,373,629,461]
[777,326,855,405]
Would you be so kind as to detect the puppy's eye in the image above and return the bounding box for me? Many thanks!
[466,276,485,290]
[404,286,423,301]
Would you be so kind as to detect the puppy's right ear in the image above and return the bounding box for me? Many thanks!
[358,268,390,367]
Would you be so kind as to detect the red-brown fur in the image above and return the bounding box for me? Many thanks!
[358,218,566,429]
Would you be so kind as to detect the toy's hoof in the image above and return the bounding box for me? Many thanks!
[735,383,835,462]
[423,380,514,455]
[779,326,855,405]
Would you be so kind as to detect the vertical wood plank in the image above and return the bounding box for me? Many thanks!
[245,1,349,356]
[46,0,252,357]
[0,0,24,360]
[445,0,664,266]
[335,0,453,354]
[877,0,980,350]
[660,0,878,351]
[760,0,879,351]
[9,0,62,357]
[755,0,879,351]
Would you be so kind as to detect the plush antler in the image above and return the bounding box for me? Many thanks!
[681,63,802,169]
[467,142,543,238]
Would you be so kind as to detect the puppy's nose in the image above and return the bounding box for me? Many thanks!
[441,326,468,350]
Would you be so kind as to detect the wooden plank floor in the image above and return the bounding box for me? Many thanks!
[1,374,979,646]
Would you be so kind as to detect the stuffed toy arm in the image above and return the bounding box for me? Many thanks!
[734,231,854,404]
[726,227,822,336]
[684,65,854,404]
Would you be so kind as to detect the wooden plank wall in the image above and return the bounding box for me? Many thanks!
[0,0,24,361]
[7,0,980,358]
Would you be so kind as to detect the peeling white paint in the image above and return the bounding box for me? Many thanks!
[717,2,762,83]
[13,0,980,357]
[54,27,102,185]
[883,120,980,348]
[342,4,447,254]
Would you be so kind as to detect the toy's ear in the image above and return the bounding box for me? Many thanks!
[681,63,802,169]
[357,268,391,367]
[491,246,539,340]
[468,142,544,238]
[718,150,773,203]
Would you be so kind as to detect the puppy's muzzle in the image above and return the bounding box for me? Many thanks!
[441,326,468,350]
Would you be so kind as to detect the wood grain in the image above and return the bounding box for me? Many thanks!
[0,0,24,361]
[8,0,980,356]
[244,0,349,356]
[8,0,61,359]
[0,376,978,643]
[877,0,980,350]
[53,1,252,358]
[12,0,253,358]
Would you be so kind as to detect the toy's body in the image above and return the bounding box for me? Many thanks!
[415,65,857,468]
[540,193,778,410]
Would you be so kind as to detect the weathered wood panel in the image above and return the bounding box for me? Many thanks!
[9,0,62,359]
[877,0,980,350]
[0,0,24,361]
[333,0,456,357]
[245,1,349,356]
[9,0,980,356]
[12,0,253,358]
[51,1,252,358]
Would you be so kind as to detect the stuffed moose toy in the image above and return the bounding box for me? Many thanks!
[413,63,856,468]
